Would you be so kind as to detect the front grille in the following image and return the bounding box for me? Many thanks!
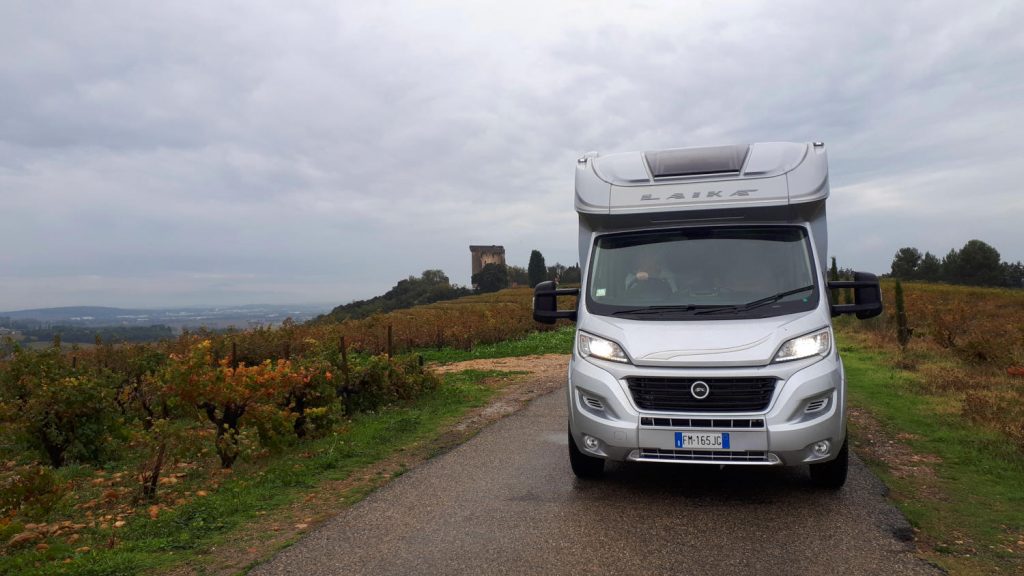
[628,377,776,412]
[640,417,764,429]
[638,448,769,463]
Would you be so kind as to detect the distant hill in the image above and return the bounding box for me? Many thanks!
[0,306,144,322]
[0,304,330,330]
[316,270,470,323]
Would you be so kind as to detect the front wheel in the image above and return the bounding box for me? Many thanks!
[568,427,605,479]
[808,433,849,489]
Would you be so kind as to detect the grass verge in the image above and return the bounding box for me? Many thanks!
[0,370,513,576]
[417,325,574,364]
[840,334,1024,575]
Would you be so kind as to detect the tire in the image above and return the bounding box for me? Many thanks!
[809,434,849,489]
[568,427,605,479]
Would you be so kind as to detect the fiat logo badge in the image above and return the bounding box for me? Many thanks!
[690,381,710,399]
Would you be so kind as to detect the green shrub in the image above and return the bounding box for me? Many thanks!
[0,464,67,519]
[281,356,340,439]
[21,374,124,467]
[348,354,440,412]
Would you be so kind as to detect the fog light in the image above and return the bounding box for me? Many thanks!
[583,435,600,451]
[812,440,831,457]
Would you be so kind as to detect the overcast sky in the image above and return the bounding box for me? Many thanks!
[1,1,1022,310]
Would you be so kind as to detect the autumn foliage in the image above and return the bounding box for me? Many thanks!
[0,287,546,544]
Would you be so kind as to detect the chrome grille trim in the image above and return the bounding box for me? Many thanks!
[640,417,765,429]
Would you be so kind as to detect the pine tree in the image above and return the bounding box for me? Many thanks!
[528,250,547,287]
[894,280,912,352]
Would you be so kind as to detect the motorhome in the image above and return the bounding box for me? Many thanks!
[534,142,882,488]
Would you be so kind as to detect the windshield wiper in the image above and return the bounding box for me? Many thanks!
[694,284,816,316]
[612,304,699,316]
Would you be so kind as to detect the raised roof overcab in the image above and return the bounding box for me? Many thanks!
[576,142,828,215]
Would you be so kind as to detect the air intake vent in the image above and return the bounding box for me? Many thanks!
[645,144,750,178]
[805,398,828,413]
[582,396,604,411]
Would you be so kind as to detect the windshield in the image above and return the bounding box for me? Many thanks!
[586,226,819,320]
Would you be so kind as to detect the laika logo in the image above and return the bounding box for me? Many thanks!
[640,189,756,201]
[690,381,710,400]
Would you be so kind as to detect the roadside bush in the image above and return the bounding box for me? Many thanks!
[348,354,440,413]
[0,345,68,405]
[96,344,172,425]
[131,417,195,501]
[166,341,295,468]
[282,357,339,439]
[246,402,297,453]
[390,354,441,399]
[957,332,1015,366]
[18,374,123,468]
[962,388,1024,451]
[0,464,67,519]
[924,298,973,349]
[916,364,976,393]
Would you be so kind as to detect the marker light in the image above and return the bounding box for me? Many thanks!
[578,332,629,363]
[773,328,831,363]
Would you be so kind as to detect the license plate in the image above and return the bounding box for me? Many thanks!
[674,431,730,450]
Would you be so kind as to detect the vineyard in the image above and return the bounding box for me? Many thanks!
[0,287,547,573]
[3,280,1022,573]
[842,280,1024,449]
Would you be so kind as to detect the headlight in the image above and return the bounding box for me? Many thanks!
[578,332,629,363]
[773,328,831,363]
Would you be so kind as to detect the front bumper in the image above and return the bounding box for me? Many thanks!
[567,351,846,466]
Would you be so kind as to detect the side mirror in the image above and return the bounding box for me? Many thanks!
[533,281,579,324]
[828,271,883,319]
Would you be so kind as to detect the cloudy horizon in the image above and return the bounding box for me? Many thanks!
[2,1,1022,311]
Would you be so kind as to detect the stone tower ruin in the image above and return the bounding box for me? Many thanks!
[469,245,506,287]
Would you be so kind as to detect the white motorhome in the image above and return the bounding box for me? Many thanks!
[534,142,882,488]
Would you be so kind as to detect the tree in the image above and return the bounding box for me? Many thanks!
[420,269,450,285]
[506,265,529,286]
[561,264,582,285]
[472,263,509,293]
[940,248,960,283]
[1003,261,1024,288]
[829,256,851,304]
[894,280,912,352]
[890,247,922,279]
[917,252,942,282]
[546,263,567,282]
[955,239,1003,286]
[528,250,546,287]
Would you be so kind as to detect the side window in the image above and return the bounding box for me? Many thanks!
[590,249,612,300]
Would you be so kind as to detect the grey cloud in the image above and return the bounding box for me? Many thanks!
[1,0,1022,309]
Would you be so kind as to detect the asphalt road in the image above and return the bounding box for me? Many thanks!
[252,389,941,576]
